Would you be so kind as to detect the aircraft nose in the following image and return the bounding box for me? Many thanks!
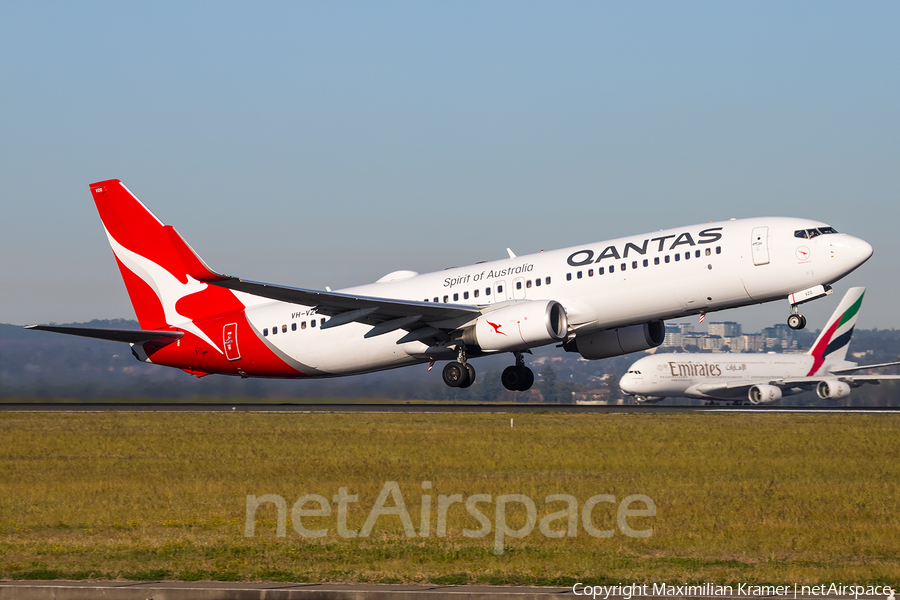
[840,235,874,268]
[619,373,635,393]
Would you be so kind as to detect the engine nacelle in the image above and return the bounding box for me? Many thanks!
[462,300,568,352]
[816,380,850,400]
[634,395,665,404]
[748,384,782,405]
[563,320,665,360]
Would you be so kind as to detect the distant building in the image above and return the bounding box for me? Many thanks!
[742,334,765,352]
[708,321,741,338]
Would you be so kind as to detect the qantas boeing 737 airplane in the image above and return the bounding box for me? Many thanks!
[619,287,900,404]
[28,180,874,391]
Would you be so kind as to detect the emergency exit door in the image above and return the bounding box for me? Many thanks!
[223,323,241,361]
[751,226,769,266]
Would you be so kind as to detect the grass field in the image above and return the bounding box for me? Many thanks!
[0,410,898,585]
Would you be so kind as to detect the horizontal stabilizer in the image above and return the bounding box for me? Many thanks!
[25,325,183,344]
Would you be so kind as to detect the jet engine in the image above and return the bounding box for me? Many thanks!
[634,395,665,404]
[563,320,665,360]
[748,384,782,405]
[816,380,850,400]
[462,300,568,352]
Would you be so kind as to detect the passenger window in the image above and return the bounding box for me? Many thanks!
[545,277,551,285]
[588,268,594,277]
[675,254,680,262]
[665,255,670,263]
[474,289,479,297]
[497,285,503,293]
[444,295,449,303]
[567,273,572,281]
[302,321,307,330]
[610,265,615,273]
[311,320,316,328]
[685,252,690,260]
[321,318,325,327]
[434,297,439,302]
[598,267,604,275]
[526,280,532,288]
[263,328,268,336]
[632,261,638,269]
[282,325,287,333]
[535,278,541,287]
[272,326,278,335]
[643,259,648,267]
[453,293,459,301]
[464,291,469,299]
[705,248,711,256]
[292,323,297,331]
[716,246,721,254]
[654,257,659,265]
[486,287,491,296]
[695,250,701,258]
[576,272,582,279]
[517,281,523,289]
[620,263,626,271]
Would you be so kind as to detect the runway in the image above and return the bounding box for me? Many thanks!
[1,402,898,413]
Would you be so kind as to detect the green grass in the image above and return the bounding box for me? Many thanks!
[0,411,898,585]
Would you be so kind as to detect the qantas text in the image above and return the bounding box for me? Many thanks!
[566,227,723,267]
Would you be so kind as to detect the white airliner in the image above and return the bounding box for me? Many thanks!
[619,287,900,404]
[29,179,874,392]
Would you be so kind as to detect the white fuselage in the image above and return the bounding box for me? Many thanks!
[619,353,853,401]
[235,217,871,377]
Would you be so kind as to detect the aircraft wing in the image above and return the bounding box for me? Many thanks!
[695,374,900,397]
[209,277,483,340]
[827,361,900,375]
[24,325,184,344]
[165,224,483,331]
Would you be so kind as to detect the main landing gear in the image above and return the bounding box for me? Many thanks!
[501,351,534,392]
[440,348,534,392]
[442,347,476,388]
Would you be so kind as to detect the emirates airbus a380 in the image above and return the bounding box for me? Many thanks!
[28,180,874,392]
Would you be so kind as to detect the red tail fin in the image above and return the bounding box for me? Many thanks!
[89,180,241,336]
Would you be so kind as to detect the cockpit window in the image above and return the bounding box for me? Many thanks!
[795,227,838,239]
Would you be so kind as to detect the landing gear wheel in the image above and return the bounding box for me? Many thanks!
[787,314,806,330]
[520,366,534,391]
[501,365,534,391]
[458,363,476,388]
[442,362,468,388]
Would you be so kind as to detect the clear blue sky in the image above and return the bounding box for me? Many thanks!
[1,2,897,332]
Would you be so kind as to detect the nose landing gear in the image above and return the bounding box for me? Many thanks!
[787,312,807,330]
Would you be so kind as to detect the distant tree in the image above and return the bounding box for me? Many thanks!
[478,370,503,401]
[538,365,559,403]
[605,365,621,403]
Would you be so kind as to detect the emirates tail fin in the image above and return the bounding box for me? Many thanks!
[806,287,865,375]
